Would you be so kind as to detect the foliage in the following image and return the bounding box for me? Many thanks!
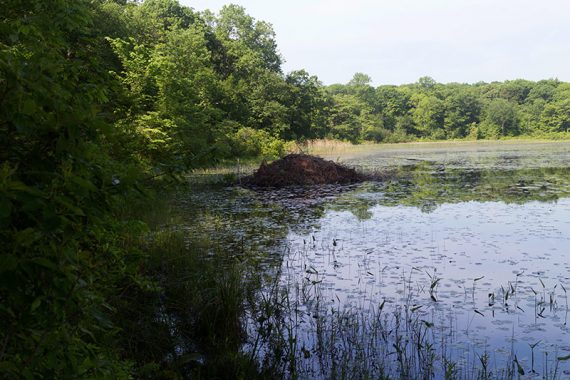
[320,75,569,143]
[0,0,143,377]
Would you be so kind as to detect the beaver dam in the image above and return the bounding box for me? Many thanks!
[244,153,367,187]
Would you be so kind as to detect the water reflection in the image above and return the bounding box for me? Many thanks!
[271,160,570,377]
[181,144,570,378]
[331,164,570,220]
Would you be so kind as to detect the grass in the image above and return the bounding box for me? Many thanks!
[245,260,570,379]
[112,186,272,379]
[299,136,570,161]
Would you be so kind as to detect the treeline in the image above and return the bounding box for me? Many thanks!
[325,74,570,143]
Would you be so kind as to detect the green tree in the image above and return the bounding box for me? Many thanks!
[374,86,412,131]
[482,98,519,136]
[417,76,437,91]
[498,79,534,104]
[215,4,282,73]
[327,94,383,142]
[443,90,481,138]
[540,100,570,132]
[282,70,329,139]
[411,94,445,138]
[348,72,372,87]
[0,0,140,377]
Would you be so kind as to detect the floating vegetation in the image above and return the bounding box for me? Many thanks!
[178,142,570,378]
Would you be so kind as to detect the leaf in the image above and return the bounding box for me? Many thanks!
[69,176,97,192]
[558,355,570,361]
[15,228,42,247]
[31,257,57,270]
[54,196,85,216]
[9,181,42,196]
[21,99,37,116]
[31,298,42,312]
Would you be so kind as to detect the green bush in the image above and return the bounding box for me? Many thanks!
[229,127,286,159]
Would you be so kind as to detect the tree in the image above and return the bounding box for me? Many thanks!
[417,76,437,91]
[327,94,382,142]
[443,90,481,138]
[348,72,372,87]
[483,98,519,136]
[375,86,412,131]
[411,94,445,138]
[127,0,196,44]
[498,79,534,104]
[0,0,138,377]
[282,70,328,139]
[215,4,282,73]
[540,100,570,133]
[526,79,559,103]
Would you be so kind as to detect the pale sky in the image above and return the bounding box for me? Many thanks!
[181,0,570,86]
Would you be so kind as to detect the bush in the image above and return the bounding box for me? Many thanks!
[361,125,391,142]
[478,121,500,139]
[229,127,286,159]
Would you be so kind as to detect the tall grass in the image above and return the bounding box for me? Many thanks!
[244,253,569,379]
[111,188,269,379]
[292,139,362,157]
[295,137,570,161]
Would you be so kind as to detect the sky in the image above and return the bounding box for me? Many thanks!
[180,0,570,86]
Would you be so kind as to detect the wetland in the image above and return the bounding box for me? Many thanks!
[181,141,570,378]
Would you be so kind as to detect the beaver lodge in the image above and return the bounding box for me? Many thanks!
[243,154,366,187]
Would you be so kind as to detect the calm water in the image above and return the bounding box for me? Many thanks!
[184,142,570,378]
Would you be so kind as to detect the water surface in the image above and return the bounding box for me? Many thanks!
[184,141,570,378]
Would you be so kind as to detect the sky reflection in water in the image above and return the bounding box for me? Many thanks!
[275,143,570,374]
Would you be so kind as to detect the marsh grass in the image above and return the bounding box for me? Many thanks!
[295,139,370,157]
[243,242,570,379]
[111,189,272,379]
[297,138,570,164]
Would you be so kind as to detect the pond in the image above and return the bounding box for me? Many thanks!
[183,141,570,379]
